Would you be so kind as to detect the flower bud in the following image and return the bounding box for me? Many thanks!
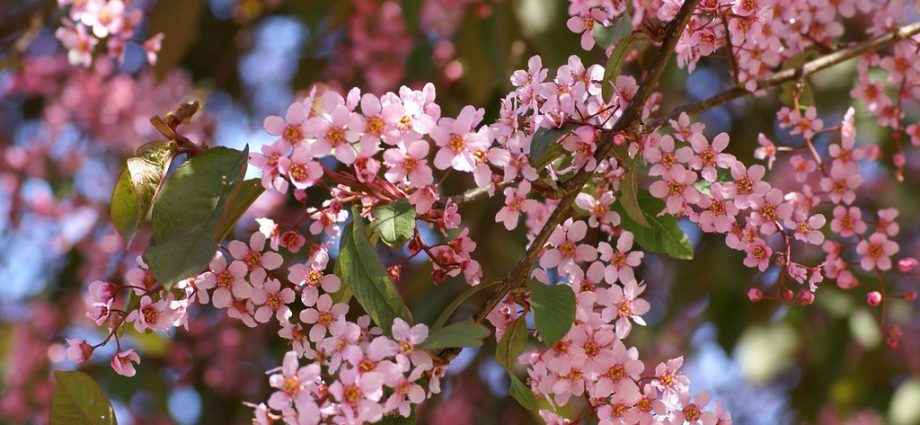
[387,264,402,283]
[747,288,763,302]
[781,289,794,303]
[866,291,882,307]
[902,291,917,302]
[65,339,94,363]
[796,290,815,305]
[893,152,906,167]
[897,257,917,273]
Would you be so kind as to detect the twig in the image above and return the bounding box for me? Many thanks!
[649,21,920,128]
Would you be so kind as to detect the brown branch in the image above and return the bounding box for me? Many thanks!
[650,21,920,128]
[470,0,704,327]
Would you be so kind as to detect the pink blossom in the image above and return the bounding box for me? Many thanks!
[306,105,361,165]
[689,132,734,181]
[599,280,650,338]
[229,232,284,285]
[742,238,772,271]
[599,232,644,284]
[754,133,777,169]
[856,233,899,271]
[264,102,310,145]
[278,146,323,190]
[111,349,141,377]
[749,188,793,235]
[251,278,296,323]
[126,295,173,333]
[644,135,692,178]
[65,339,94,363]
[789,155,816,182]
[787,212,826,245]
[383,140,434,188]
[301,294,349,342]
[649,168,700,215]
[830,206,867,237]
[539,219,597,274]
[724,163,770,209]
[820,163,862,205]
[496,181,538,230]
[196,252,251,308]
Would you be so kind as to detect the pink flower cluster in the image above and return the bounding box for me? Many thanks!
[55,0,163,67]
[485,217,731,424]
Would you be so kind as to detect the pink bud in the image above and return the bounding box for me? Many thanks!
[893,152,906,167]
[796,290,815,305]
[902,291,917,302]
[781,289,794,303]
[897,257,917,273]
[864,145,881,160]
[747,288,763,302]
[866,291,882,307]
[65,339,94,363]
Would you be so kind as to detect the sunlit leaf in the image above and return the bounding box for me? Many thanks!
[145,146,248,287]
[496,315,528,370]
[613,189,694,260]
[110,141,176,243]
[370,199,416,247]
[50,370,117,425]
[336,207,412,335]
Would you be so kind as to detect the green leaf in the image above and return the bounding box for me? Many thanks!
[529,281,575,347]
[370,199,416,247]
[110,141,176,243]
[51,370,117,425]
[618,165,651,228]
[613,189,694,260]
[430,280,502,332]
[496,316,528,370]
[601,33,646,100]
[145,146,248,287]
[593,11,632,50]
[418,319,490,350]
[529,126,573,169]
[213,179,264,242]
[336,207,412,335]
[508,373,537,411]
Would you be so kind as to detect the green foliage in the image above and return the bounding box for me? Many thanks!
[335,207,412,335]
[613,189,694,260]
[418,319,490,350]
[50,371,117,425]
[529,125,573,169]
[529,280,576,347]
[508,373,538,411]
[110,141,177,244]
[618,165,651,228]
[429,280,501,331]
[592,12,632,50]
[370,199,417,247]
[600,33,647,100]
[214,179,264,242]
[496,315,528,370]
[144,146,252,287]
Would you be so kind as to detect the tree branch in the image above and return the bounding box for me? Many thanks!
[650,21,920,128]
[471,0,704,326]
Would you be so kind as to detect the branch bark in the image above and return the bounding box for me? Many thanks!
[471,0,704,326]
[650,21,920,128]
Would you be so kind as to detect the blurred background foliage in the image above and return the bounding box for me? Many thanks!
[1,0,920,424]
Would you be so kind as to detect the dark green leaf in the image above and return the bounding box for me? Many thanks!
[145,146,248,287]
[418,319,490,350]
[51,370,117,425]
[529,126,573,169]
[593,12,632,50]
[496,316,528,370]
[110,141,176,243]
[336,207,412,335]
[213,179,264,242]
[613,189,694,260]
[370,199,416,247]
[601,33,646,100]
[529,281,575,347]
[618,165,651,228]
[508,373,537,411]
[401,0,422,37]
[430,280,501,331]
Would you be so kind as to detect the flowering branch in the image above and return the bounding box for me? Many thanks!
[651,21,920,128]
[472,0,704,327]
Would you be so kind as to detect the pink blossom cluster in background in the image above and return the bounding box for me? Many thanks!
[55,0,163,67]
